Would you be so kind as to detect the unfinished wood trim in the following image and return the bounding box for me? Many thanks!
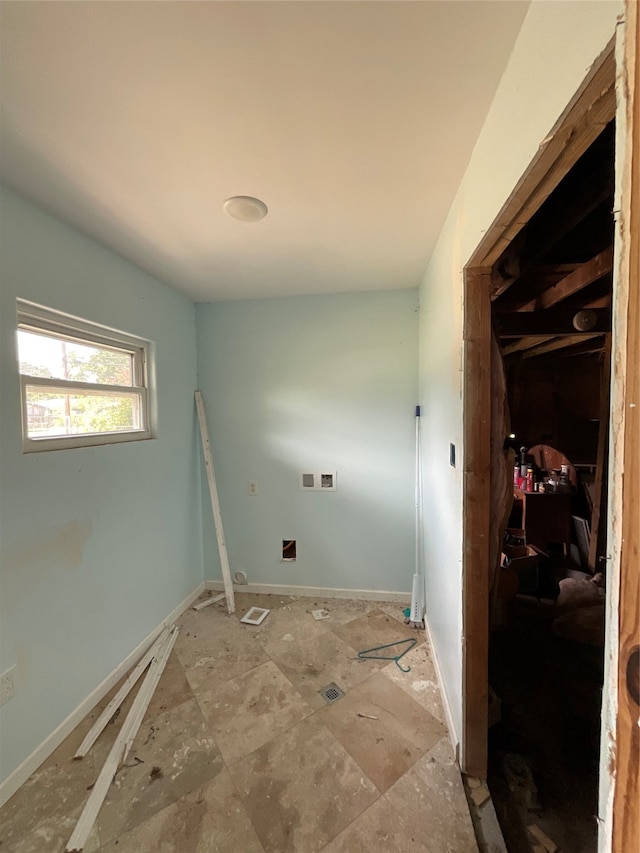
[468,43,616,270]
[613,2,640,849]
[73,629,170,759]
[518,247,614,311]
[195,390,235,614]
[461,268,492,778]
[65,627,178,853]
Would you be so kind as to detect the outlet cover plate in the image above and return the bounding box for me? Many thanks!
[240,607,270,626]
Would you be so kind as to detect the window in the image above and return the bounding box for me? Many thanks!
[17,300,153,452]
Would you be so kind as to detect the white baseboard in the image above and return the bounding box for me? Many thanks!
[0,581,205,808]
[423,612,460,763]
[204,579,411,603]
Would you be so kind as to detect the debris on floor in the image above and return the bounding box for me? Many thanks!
[357,637,417,671]
[192,592,225,611]
[239,606,270,625]
[3,598,479,853]
[65,625,179,852]
[469,781,491,808]
[312,608,331,620]
[464,773,508,853]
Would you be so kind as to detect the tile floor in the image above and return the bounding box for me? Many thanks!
[0,593,479,853]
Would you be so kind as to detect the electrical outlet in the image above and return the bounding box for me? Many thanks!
[248,481,258,496]
[0,665,17,706]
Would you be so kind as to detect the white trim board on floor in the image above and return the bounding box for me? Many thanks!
[0,581,205,809]
[423,614,460,764]
[204,580,411,603]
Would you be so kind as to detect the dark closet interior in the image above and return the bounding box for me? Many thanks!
[486,121,615,853]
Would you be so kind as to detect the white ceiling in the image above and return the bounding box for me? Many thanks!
[0,1,529,303]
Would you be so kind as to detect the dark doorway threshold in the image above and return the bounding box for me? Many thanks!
[488,594,603,853]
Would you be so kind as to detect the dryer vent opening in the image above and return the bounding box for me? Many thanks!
[282,540,296,561]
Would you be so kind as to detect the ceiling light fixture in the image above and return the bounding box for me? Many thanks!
[223,195,268,222]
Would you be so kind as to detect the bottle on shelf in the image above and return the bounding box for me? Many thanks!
[526,466,534,493]
[519,446,528,481]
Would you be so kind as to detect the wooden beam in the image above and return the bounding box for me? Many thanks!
[490,231,524,299]
[518,247,613,311]
[524,161,614,262]
[195,390,235,615]
[496,308,611,337]
[462,269,491,778]
[493,265,578,310]
[493,153,613,304]
[501,336,556,356]
[588,337,611,571]
[535,263,579,275]
[562,344,609,358]
[583,294,612,309]
[521,333,601,359]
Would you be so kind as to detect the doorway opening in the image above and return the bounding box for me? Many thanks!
[459,39,620,853]
[486,119,615,852]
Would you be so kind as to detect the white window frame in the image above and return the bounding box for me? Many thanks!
[17,300,154,452]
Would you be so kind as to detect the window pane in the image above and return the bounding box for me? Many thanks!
[25,387,141,438]
[18,330,133,386]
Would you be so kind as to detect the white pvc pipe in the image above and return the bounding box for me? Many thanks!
[410,406,424,624]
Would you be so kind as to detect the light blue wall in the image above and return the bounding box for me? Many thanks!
[417,0,622,748]
[195,292,418,593]
[0,188,203,783]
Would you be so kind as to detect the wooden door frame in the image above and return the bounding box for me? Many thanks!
[460,42,617,779]
[611,2,639,850]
